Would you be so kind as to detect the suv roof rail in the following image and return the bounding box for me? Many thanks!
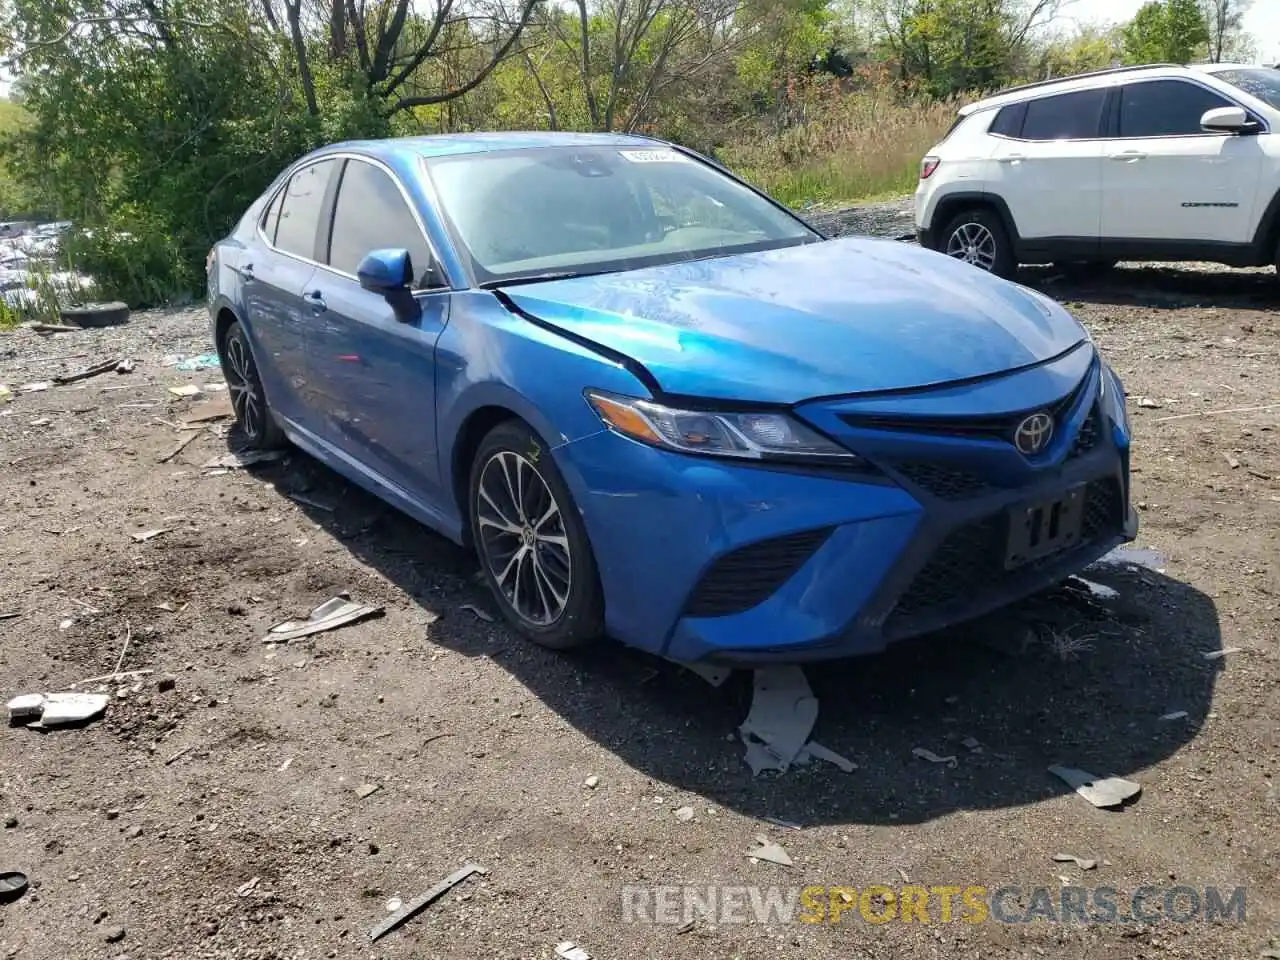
[990,63,1180,98]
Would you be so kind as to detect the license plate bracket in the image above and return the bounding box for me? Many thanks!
[1004,485,1085,570]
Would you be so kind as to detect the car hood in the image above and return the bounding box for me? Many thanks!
[502,237,1087,404]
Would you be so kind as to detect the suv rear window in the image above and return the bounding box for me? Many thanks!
[1020,89,1107,141]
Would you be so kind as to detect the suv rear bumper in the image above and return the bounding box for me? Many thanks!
[916,227,936,250]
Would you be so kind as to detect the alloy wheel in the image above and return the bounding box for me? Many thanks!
[945,221,998,271]
[475,450,573,626]
[224,333,263,439]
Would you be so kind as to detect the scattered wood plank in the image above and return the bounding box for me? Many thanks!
[158,430,203,464]
[368,864,488,942]
[53,359,122,385]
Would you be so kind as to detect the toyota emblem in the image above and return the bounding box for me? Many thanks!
[1013,412,1054,455]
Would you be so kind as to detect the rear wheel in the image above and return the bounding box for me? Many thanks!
[469,420,603,650]
[940,207,1016,278]
[219,321,286,449]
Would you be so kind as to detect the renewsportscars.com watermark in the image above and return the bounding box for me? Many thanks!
[620,884,1247,926]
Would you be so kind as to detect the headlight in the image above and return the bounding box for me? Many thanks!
[585,390,859,464]
[1099,363,1129,431]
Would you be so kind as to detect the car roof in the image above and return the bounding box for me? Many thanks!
[957,62,1260,115]
[310,130,664,163]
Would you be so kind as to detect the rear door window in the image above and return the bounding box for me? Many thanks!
[274,159,338,260]
[1020,89,1107,141]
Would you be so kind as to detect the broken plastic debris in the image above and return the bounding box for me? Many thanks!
[7,693,45,721]
[1202,647,1241,660]
[678,660,733,687]
[355,783,382,799]
[368,863,487,942]
[203,449,285,470]
[385,896,403,912]
[555,943,592,960]
[583,775,600,790]
[1048,764,1141,809]
[1070,576,1119,600]
[1052,853,1098,870]
[38,692,110,727]
[130,528,171,543]
[912,747,958,768]
[1093,546,1167,573]
[1160,710,1189,721]
[168,384,202,398]
[797,740,858,772]
[264,596,384,643]
[20,382,51,393]
[458,603,494,623]
[236,877,260,897]
[746,836,794,867]
[176,353,220,372]
[674,805,695,822]
[738,666,818,775]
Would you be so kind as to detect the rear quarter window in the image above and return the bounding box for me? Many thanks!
[989,102,1027,138]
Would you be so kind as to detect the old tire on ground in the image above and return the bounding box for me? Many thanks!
[59,301,130,328]
[218,320,286,449]
[940,207,1016,278]
[469,419,604,650]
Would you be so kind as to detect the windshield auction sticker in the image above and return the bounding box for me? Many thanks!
[618,149,688,163]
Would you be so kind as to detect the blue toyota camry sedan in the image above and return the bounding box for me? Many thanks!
[207,131,1137,664]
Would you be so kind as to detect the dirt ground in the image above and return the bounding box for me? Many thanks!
[0,260,1278,960]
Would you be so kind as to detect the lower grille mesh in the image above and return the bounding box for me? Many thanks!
[683,528,832,618]
[887,478,1123,627]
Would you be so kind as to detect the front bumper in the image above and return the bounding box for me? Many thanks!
[555,355,1135,665]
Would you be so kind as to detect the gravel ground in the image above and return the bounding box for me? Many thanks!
[0,209,1278,960]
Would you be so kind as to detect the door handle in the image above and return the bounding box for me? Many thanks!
[238,263,255,282]
[1110,151,1148,162]
[998,154,1025,164]
[303,290,327,313]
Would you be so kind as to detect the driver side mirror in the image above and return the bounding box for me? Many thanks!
[356,248,424,323]
[1200,106,1256,134]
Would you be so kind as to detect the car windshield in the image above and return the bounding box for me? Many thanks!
[1211,67,1280,110]
[423,145,818,286]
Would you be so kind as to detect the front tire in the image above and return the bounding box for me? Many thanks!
[940,207,1016,278]
[219,321,286,449]
[469,420,604,649]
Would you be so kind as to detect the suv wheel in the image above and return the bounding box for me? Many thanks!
[940,208,1015,278]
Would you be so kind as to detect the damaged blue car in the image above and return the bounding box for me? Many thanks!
[207,132,1137,664]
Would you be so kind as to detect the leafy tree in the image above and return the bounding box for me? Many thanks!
[1121,0,1209,64]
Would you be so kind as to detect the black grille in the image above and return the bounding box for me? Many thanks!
[839,369,1093,447]
[892,461,993,500]
[683,528,832,618]
[888,478,1123,624]
[1068,406,1102,460]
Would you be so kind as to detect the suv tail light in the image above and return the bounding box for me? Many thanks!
[920,156,940,180]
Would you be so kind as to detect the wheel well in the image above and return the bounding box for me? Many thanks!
[214,308,239,355]
[933,196,1014,243]
[451,406,519,546]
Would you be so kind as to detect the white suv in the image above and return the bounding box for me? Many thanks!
[914,63,1280,277]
